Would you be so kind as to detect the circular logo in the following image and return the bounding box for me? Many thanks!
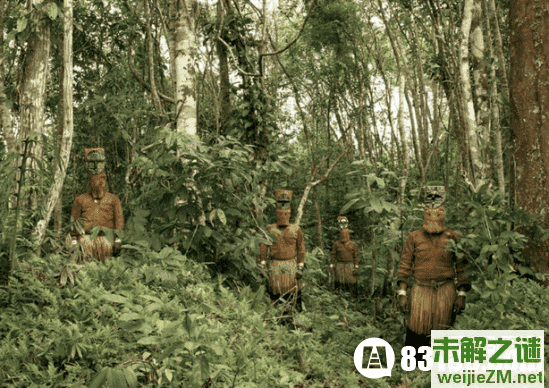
[354,338,395,378]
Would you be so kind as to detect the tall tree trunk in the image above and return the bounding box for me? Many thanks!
[412,20,431,170]
[459,0,484,192]
[217,0,231,136]
[145,0,163,114]
[487,0,509,103]
[167,0,177,95]
[486,0,509,195]
[18,0,51,210]
[33,0,73,247]
[510,0,549,283]
[397,58,409,208]
[0,0,14,154]
[173,0,197,140]
[471,1,490,157]
[482,0,505,193]
[171,0,205,226]
[313,187,323,250]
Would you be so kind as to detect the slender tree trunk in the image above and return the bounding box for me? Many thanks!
[313,188,323,250]
[510,0,549,283]
[459,0,484,192]
[412,20,431,169]
[406,90,424,184]
[397,60,409,207]
[173,0,197,140]
[167,0,177,95]
[482,0,505,192]
[217,0,231,136]
[33,0,73,246]
[0,0,14,153]
[356,84,367,162]
[471,1,490,175]
[18,0,52,210]
[487,0,509,103]
[487,0,509,195]
[145,0,163,114]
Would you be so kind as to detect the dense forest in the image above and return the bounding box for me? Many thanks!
[0,0,548,386]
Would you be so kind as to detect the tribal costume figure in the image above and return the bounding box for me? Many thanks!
[330,216,359,297]
[68,148,124,262]
[260,190,306,311]
[397,185,471,360]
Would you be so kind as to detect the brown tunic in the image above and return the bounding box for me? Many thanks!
[331,240,359,284]
[397,228,470,290]
[71,192,124,231]
[70,192,123,261]
[397,228,471,335]
[260,224,306,295]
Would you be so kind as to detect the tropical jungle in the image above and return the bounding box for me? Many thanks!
[0,0,548,386]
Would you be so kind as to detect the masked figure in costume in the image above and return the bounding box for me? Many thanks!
[330,216,359,297]
[69,148,124,262]
[260,190,306,311]
[397,185,470,360]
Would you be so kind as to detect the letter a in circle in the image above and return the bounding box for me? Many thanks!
[354,338,395,379]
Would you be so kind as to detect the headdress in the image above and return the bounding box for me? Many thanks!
[85,148,106,175]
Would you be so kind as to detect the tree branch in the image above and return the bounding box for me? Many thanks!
[127,26,175,104]
[294,144,352,225]
[216,2,260,77]
[260,0,317,57]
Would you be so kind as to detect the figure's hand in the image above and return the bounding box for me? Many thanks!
[398,295,410,314]
[453,295,466,314]
[329,265,334,274]
[296,263,304,279]
[113,239,122,257]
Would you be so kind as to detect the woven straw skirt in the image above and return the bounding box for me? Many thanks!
[66,234,113,262]
[334,262,357,284]
[268,259,302,295]
[407,281,456,335]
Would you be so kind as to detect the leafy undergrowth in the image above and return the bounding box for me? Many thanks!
[0,245,547,388]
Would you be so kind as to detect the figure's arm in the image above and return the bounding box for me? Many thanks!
[452,231,471,292]
[397,232,415,289]
[259,243,269,266]
[296,227,306,266]
[330,243,337,271]
[353,242,359,268]
[448,231,469,313]
[113,196,124,231]
[70,197,84,237]
[396,234,415,313]
[259,225,273,266]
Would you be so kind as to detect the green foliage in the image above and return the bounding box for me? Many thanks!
[0,151,18,274]
[200,4,278,150]
[446,185,546,313]
[0,243,395,388]
[453,277,549,388]
[307,0,362,53]
[124,132,283,285]
[339,160,409,295]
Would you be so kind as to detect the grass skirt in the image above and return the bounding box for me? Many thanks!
[268,259,302,296]
[66,234,113,262]
[334,262,357,284]
[407,280,455,335]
